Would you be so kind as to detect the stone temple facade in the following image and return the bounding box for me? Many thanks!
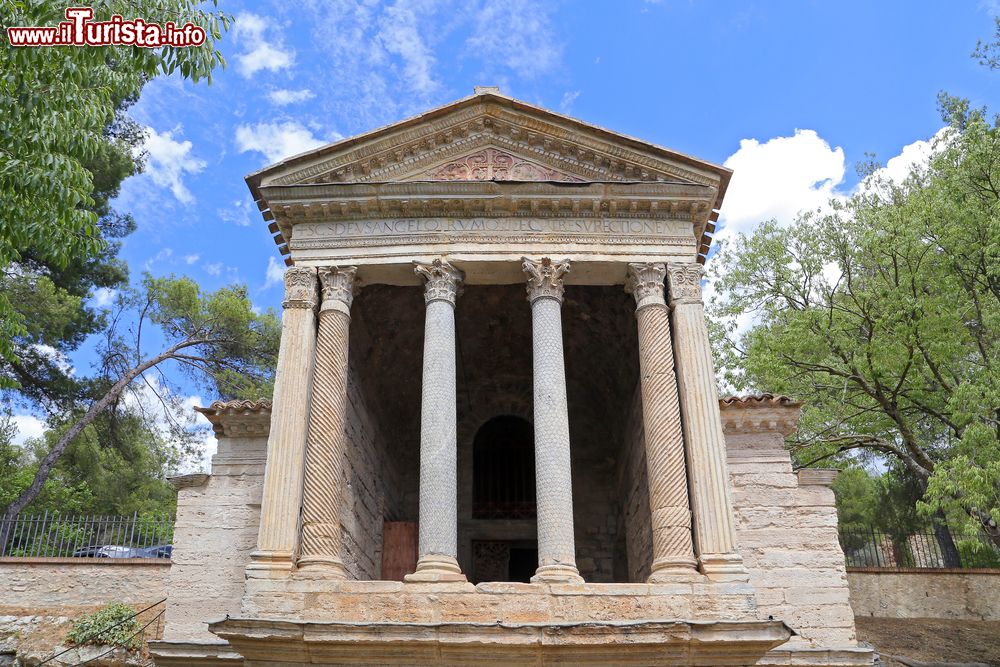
[150,88,875,666]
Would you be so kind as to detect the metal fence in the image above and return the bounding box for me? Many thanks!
[839,527,1000,569]
[0,512,174,559]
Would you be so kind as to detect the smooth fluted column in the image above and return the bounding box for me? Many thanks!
[406,258,467,582]
[249,267,319,571]
[666,262,749,581]
[522,257,583,584]
[297,266,357,576]
[625,263,699,581]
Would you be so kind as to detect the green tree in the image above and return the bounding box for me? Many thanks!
[0,275,280,548]
[708,97,1000,548]
[0,0,231,367]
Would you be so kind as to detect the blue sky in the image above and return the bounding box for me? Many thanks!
[12,0,1000,449]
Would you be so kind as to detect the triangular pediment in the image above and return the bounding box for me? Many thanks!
[247,91,731,195]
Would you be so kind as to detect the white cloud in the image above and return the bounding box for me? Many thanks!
[184,254,200,265]
[91,287,116,307]
[560,90,581,113]
[717,129,846,244]
[267,88,315,106]
[11,414,46,446]
[377,3,439,97]
[265,256,284,288]
[144,247,173,272]
[234,13,295,77]
[235,121,329,163]
[862,128,949,191]
[467,0,560,79]
[217,199,253,227]
[204,262,223,276]
[139,127,207,204]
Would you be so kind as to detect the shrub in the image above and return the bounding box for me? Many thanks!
[65,603,141,649]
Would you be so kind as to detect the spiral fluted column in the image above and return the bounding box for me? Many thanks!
[406,258,467,582]
[297,266,357,577]
[666,262,749,582]
[248,267,319,572]
[522,257,583,584]
[625,263,699,581]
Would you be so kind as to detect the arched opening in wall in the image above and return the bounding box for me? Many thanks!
[473,416,536,520]
[470,415,537,583]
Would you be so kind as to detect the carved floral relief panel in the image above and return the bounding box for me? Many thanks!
[423,148,583,182]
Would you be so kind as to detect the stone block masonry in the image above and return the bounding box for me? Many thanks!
[847,570,1000,620]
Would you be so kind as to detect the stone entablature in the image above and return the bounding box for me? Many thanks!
[248,91,728,266]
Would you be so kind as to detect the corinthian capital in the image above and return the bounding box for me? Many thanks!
[522,257,570,303]
[666,263,705,306]
[625,263,667,311]
[414,258,464,305]
[282,266,319,310]
[318,266,358,316]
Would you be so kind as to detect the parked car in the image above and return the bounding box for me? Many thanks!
[71,545,141,558]
[139,544,172,559]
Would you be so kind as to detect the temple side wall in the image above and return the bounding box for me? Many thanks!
[619,383,652,583]
[341,362,400,580]
[161,433,266,642]
[721,400,860,657]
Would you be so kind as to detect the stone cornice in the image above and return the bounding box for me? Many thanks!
[195,399,273,438]
[264,182,716,256]
[246,92,730,267]
[718,397,803,436]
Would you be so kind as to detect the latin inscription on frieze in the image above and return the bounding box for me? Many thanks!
[294,217,686,240]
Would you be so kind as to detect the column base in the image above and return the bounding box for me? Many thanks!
[531,563,584,584]
[246,549,295,572]
[699,552,751,582]
[404,554,467,582]
[296,556,348,579]
[647,556,702,583]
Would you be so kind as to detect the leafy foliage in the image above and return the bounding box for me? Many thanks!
[708,96,1000,546]
[66,602,142,649]
[0,0,231,367]
[1,275,279,529]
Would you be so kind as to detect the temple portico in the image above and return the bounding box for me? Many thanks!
[152,88,874,667]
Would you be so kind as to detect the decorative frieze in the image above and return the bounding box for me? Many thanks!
[522,257,571,304]
[425,148,582,182]
[267,99,719,189]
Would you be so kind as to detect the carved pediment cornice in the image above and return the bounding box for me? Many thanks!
[247,92,730,265]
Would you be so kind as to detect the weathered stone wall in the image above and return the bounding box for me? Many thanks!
[161,430,266,642]
[618,382,652,584]
[340,362,400,580]
[0,558,169,613]
[722,396,860,658]
[847,570,1000,620]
